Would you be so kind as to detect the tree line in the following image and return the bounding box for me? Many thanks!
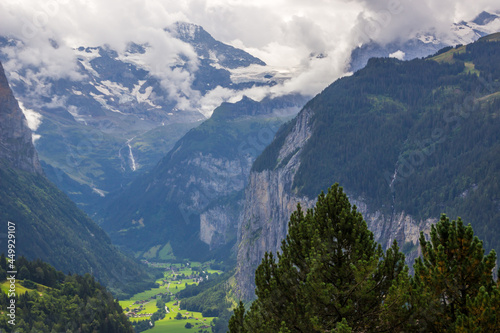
[0,257,133,332]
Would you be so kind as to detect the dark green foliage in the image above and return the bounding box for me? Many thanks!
[211,309,233,333]
[412,215,499,332]
[230,186,500,332]
[6,257,64,287]
[231,184,408,332]
[179,275,231,317]
[455,285,500,332]
[454,39,500,80]
[132,319,152,332]
[251,117,297,172]
[228,301,246,333]
[0,162,156,298]
[0,258,133,332]
[177,271,229,298]
[20,279,36,289]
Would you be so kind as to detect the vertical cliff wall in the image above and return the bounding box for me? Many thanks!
[0,62,42,174]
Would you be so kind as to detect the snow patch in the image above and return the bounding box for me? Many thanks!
[131,80,154,104]
[117,46,153,72]
[89,92,124,114]
[92,188,106,197]
[94,84,112,96]
[32,134,41,144]
[416,33,441,44]
[128,143,137,171]
[78,58,99,77]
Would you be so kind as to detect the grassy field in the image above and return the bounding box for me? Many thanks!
[0,280,48,296]
[149,300,213,332]
[430,45,466,64]
[119,261,222,332]
[149,318,212,333]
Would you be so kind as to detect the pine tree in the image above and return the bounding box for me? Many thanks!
[230,184,409,332]
[228,301,247,333]
[412,214,498,332]
[455,285,500,332]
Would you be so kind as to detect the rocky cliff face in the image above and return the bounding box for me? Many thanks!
[235,106,435,300]
[169,152,252,251]
[235,114,315,299]
[0,61,42,174]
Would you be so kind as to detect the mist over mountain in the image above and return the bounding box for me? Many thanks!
[349,11,500,71]
[0,22,283,216]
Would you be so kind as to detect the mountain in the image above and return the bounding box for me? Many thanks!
[0,22,281,215]
[0,61,154,298]
[349,11,500,72]
[235,33,500,299]
[99,94,308,261]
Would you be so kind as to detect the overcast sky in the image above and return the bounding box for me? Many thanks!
[1,0,499,112]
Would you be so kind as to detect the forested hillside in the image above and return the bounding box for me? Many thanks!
[0,163,156,298]
[0,256,133,332]
[253,33,500,254]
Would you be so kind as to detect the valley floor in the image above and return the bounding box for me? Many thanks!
[120,261,222,333]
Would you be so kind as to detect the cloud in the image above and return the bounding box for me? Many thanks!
[389,50,405,60]
[18,101,43,143]
[0,0,499,114]
[19,101,42,131]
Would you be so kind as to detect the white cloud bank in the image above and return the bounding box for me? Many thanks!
[0,0,499,112]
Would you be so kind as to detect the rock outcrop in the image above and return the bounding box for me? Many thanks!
[0,61,42,174]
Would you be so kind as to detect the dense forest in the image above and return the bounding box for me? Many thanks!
[229,184,500,332]
[0,256,133,332]
[252,35,500,256]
